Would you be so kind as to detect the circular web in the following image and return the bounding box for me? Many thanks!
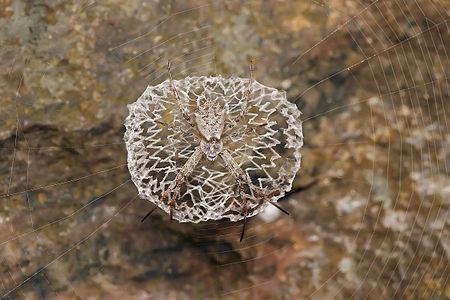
[124,76,303,222]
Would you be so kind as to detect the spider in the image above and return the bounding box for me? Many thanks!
[141,60,289,241]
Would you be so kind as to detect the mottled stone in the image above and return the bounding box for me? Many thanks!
[0,0,448,299]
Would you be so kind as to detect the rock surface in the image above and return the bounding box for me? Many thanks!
[0,0,448,299]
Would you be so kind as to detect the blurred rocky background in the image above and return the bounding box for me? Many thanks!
[0,0,448,299]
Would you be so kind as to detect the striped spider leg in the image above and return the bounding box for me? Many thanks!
[219,150,289,241]
[167,59,195,127]
[223,60,254,133]
[238,59,253,122]
[141,60,199,222]
[141,146,203,222]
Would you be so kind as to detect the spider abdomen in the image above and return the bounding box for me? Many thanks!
[194,98,225,141]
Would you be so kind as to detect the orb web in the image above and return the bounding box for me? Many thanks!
[124,76,303,222]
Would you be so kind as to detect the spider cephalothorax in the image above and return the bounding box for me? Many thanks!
[124,60,303,241]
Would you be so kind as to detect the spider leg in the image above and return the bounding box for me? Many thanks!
[220,149,289,214]
[248,182,289,215]
[241,195,248,242]
[222,122,268,146]
[219,149,289,240]
[141,205,158,222]
[169,187,180,221]
[141,146,203,222]
[234,173,248,241]
[227,60,254,128]
[241,60,254,120]
[167,59,194,127]
[141,185,171,223]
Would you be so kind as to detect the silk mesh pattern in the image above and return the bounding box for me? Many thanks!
[124,76,303,222]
